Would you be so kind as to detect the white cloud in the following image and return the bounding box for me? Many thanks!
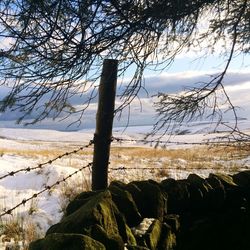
[0,69,249,130]
[142,70,250,96]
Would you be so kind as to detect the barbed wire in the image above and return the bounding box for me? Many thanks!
[0,162,93,217]
[112,136,203,145]
[109,165,243,171]
[1,135,247,183]
[0,140,93,181]
[112,136,250,147]
[110,166,169,171]
[1,132,249,218]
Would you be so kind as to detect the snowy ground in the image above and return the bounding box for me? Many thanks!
[0,121,249,248]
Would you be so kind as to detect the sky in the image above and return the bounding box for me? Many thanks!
[0,3,250,132]
[0,40,249,131]
[0,54,249,131]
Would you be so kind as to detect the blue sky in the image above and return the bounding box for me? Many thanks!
[0,50,249,131]
[0,3,249,132]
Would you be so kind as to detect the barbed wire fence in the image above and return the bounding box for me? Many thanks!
[0,134,250,218]
[0,140,93,181]
[0,140,93,217]
[0,162,93,217]
[112,136,250,148]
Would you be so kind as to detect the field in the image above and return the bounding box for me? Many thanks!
[0,124,249,248]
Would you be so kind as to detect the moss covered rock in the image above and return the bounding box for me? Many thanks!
[90,224,124,250]
[209,174,246,210]
[177,208,250,250]
[157,223,176,250]
[233,171,250,188]
[143,219,176,250]
[29,233,105,250]
[187,174,212,196]
[205,175,226,211]
[144,219,162,250]
[46,190,124,248]
[113,209,137,245]
[161,179,190,214]
[209,173,237,188]
[109,182,142,227]
[66,191,101,216]
[233,171,250,207]
[164,214,180,233]
[126,180,167,220]
[187,174,227,213]
[29,173,250,250]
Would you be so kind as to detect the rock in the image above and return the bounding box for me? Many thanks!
[233,171,250,188]
[161,179,190,214]
[113,207,137,245]
[208,173,237,189]
[126,246,150,250]
[109,180,127,190]
[187,174,212,194]
[224,188,247,211]
[157,223,176,250]
[209,173,246,211]
[187,174,214,213]
[90,224,124,250]
[177,208,250,250]
[29,172,250,250]
[47,190,124,248]
[187,183,204,213]
[143,219,176,250]
[206,175,223,189]
[126,180,167,220]
[205,175,226,211]
[144,219,162,250]
[164,214,180,233]
[66,190,101,216]
[233,171,250,206]
[109,183,142,227]
[29,233,105,250]
[131,218,155,247]
[125,224,137,246]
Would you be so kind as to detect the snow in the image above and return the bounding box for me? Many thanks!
[131,218,155,236]
[0,121,249,249]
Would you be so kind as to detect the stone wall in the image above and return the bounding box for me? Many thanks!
[29,171,250,250]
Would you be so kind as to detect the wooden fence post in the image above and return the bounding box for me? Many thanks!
[92,59,118,190]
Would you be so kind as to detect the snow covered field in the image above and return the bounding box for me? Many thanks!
[0,121,250,248]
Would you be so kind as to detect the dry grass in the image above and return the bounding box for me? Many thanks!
[58,171,92,215]
[2,143,248,174]
[109,144,250,181]
[0,147,93,159]
[0,215,41,250]
[111,145,250,162]
[2,142,249,163]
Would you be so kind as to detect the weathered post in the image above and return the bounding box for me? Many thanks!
[92,59,118,190]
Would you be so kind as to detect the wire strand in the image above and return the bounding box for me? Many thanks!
[0,140,93,181]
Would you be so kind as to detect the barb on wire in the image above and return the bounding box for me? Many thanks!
[0,162,93,217]
[0,140,93,181]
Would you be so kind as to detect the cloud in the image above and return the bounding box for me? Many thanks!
[0,69,249,130]
[141,70,250,96]
[225,82,250,116]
